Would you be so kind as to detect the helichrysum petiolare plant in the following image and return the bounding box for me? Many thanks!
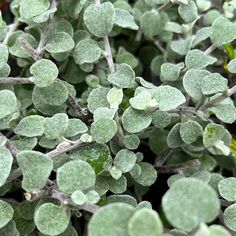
[0,0,236,235]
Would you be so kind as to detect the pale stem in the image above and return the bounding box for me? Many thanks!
[3,20,20,45]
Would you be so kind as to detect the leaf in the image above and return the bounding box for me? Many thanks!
[153,86,186,111]
[73,39,102,65]
[114,8,138,30]
[30,59,59,88]
[201,73,228,95]
[178,0,198,23]
[122,107,152,133]
[106,194,137,207]
[88,203,135,236]
[86,190,100,204]
[135,162,157,186]
[211,17,236,46]
[44,113,68,139]
[72,143,111,175]
[94,107,115,122]
[0,44,8,67]
[180,120,203,144]
[87,87,110,113]
[128,208,163,236]
[123,134,140,150]
[0,147,13,187]
[34,203,70,235]
[114,149,137,173]
[223,203,236,232]
[91,118,117,144]
[0,90,17,119]
[15,115,45,137]
[63,118,88,138]
[209,225,231,236]
[36,81,68,106]
[129,90,152,110]
[0,220,19,236]
[183,69,210,102]
[170,37,193,55]
[109,175,127,194]
[152,110,171,128]
[17,200,38,220]
[227,58,236,73]
[57,160,96,193]
[218,177,236,201]
[107,88,123,109]
[162,178,220,232]
[203,123,226,148]
[185,49,217,69]
[192,27,212,47]
[20,0,50,19]
[108,63,136,88]
[140,11,167,38]
[160,62,184,82]
[45,32,75,53]
[0,200,14,229]
[71,190,86,205]
[83,2,115,37]
[17,151,53,191]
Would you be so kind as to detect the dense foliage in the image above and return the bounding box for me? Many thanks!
[1,0,236,235]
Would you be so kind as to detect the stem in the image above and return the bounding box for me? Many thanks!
[0,133,18,157]
[3,20,20,45]
[204,44,216,55]
[103,36,115,73]
[66,95,88,116]
[157,2,172,12]
[0,77,33,84]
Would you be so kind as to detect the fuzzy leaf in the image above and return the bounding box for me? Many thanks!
[17,151,53,191]
[84,2,115,37]
[0,147,13,187]
[57,160,96,193]
[201,73,228,95]
[0,44,8,67]
[0,90,17,119]
[218,177,236,201]
[153,86,186,111]
[44,113,68,139]
[73,39,101,65]
[180,120,203,144]
[86,190,100,204]
[34,203,70,235]
[15,115,45,137]
[0,200,14,229]
[123,134,140,150]
[162,178,220,232]
[185,49,217,69]
[108,63,136,88]
[167,123,183,148]
[160,62,184,82]
[45,32,75,53]
[71,190,86,205]
[209,225,231,236]
[122,107,152,133]
[129,90,152,110]
[30,59,59,88]
[88,203,135,236]
[170,37,193,55]
[107,88,123,109]
[63,118,88,137]
[152,110,171,128]
[178,0,198,23]
[114,8,138,30]
[223,203,236,232]
[91,118,117,144]
[114,149,137,173]
[227,58,236,73]
[109,175,127,194]
[94,107,115,121]
[128,208,163,236]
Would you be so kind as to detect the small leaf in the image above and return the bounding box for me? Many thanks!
[178,0,198,23]
[17,151,53,191]
[44,113,68,139]
[91,118,117,144]
[86,190,100,204]
[0,90,17,119]
[73,39,102,65]
[227,58,236,73]
[185,49,217,69]
[57,160,96,193]
[152,110,171,128]
[180,120,203,144]
[0,220,19,236]
[223,203,236,232]
[123,134,140,150]
[88,203,135,236]
[106,195,137,207]
[0,44,8,67]
[209,225,231,236]
[128,208,163,236]
[34,203,70,235]
[20,0,50,19]
[129,90,152,110]
[63,118,88,138]
[201,73,228,95]
[45,32,75,53]
[107,88,123,109]
[153,86,186,111]
[83,2,115,37]
[71,190,86,205]
[108,63,136,88]
[114,149,137,173]
[192,27,212,47]
[160,62,184,82]
[94,107,115,122]
[162,178,220,232]
[167,123,183,148]
[0,147,13,187]
[0,200,14,229]
[109,175,127,194]
[218,177,236,201]
[15,115,45,137]
[135,162,157,186]
[114,8,138,30]
[30,59,59,88]
[211,17,236,46]
[170,37,193,55]
[122,107,152,133]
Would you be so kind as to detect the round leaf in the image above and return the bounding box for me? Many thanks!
[218,177,236,201]
[223,203,236,232]
[0,90,17,119]
[162,178,220,232]
[0,200,14,229]
[71,190,86,205]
